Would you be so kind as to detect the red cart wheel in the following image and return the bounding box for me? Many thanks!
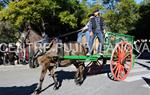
[86,59,103,75]
[110,41,133,80]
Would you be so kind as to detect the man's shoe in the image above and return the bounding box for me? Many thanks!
[98,52,103,55]
[86,53,91,56]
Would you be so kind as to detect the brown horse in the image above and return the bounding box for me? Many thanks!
[20,29,87,94]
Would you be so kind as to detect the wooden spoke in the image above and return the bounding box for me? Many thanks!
[86,60,104,75]
[110,41,133,80]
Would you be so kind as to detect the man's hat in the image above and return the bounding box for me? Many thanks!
[88,13,94,17]
[93,9,100,14]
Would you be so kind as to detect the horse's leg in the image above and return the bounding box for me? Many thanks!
[73,62,85,85]
[48,66,58,90]
[73,61,80,84]
[35,63,48,94]
[78,62,85,83]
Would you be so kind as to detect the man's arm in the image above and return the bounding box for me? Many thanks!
[81,21,90,32]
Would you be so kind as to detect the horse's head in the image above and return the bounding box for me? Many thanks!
[16,30,31,48]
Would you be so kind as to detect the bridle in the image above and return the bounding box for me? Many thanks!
[17,29,31,48]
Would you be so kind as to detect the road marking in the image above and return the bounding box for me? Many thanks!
[130,68,150,73]
[125,73,150,82]
[133,64,143,68]
[142,84,150,89]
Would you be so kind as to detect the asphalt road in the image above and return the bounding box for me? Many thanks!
[0,59,149,95]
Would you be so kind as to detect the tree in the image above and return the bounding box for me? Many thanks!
[0,3,2,10]
[141,0,150,5]
[0,21,18,43]
[0,0,142,43]
[129,1,150,39]
[0,0,85,38]
[80,0,104,25]
[102,0,140,33]
[0,0,10,7]
[102,0,119,10]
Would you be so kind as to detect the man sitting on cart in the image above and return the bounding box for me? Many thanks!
[88,9,105,55]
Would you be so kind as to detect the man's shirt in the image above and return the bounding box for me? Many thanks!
[89,16,105,33]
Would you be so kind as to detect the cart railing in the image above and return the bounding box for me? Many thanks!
[104,32,134,57]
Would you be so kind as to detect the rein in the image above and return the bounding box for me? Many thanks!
[57,29,82,38]
[20,29,82,51]
[45,38,57,51]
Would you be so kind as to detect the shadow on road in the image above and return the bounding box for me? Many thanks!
[136,62,150,70]
[137,52,150,60]
[56,70,75,80]
[40,83,55,93]
[0,83,37,95]
[54,70,76,89]
[43,70,76,91]
[53,61,150,87]
[147,61,150,63]
[142,77,150,87]
[102,64,117,81]
[53,64,113,89]
[101,64,111,74]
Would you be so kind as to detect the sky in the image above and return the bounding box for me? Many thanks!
[135,0,143,4]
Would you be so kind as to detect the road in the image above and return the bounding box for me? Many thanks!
[0,59,149,95]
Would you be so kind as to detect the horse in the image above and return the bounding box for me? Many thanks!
[18,29,87,94]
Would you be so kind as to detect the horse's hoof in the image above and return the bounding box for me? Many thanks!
[75,78,83,85]
[74,77,81,85]
[74,79,80,85]
[34,91,39,95]
[29,63,35,68]
[53,82,59,90]
[74,78,78,84]
[53,86,59,90]
[75,81,80,85]
[53,87,57,90]
[34,89,41,95]
[35,63,39,68]
[78,80,83,85]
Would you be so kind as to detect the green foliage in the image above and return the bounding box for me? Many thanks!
[141,0,150,5]
[0,4,2,10]
[59,11,77,28]
[0,0,58,27]
[0,21,18,43]
[80,1,104,25]
[0,0,86,37]
[103,0,140,33]
[0,0,83,27]
[0,0,143,43]
[129,2,150,39]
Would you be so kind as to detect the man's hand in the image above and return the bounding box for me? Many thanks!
[90,31,93,36]
[103,29,106,34]
[81,27,87,32]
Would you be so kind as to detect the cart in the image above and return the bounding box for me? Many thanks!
[63,32,134,81]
